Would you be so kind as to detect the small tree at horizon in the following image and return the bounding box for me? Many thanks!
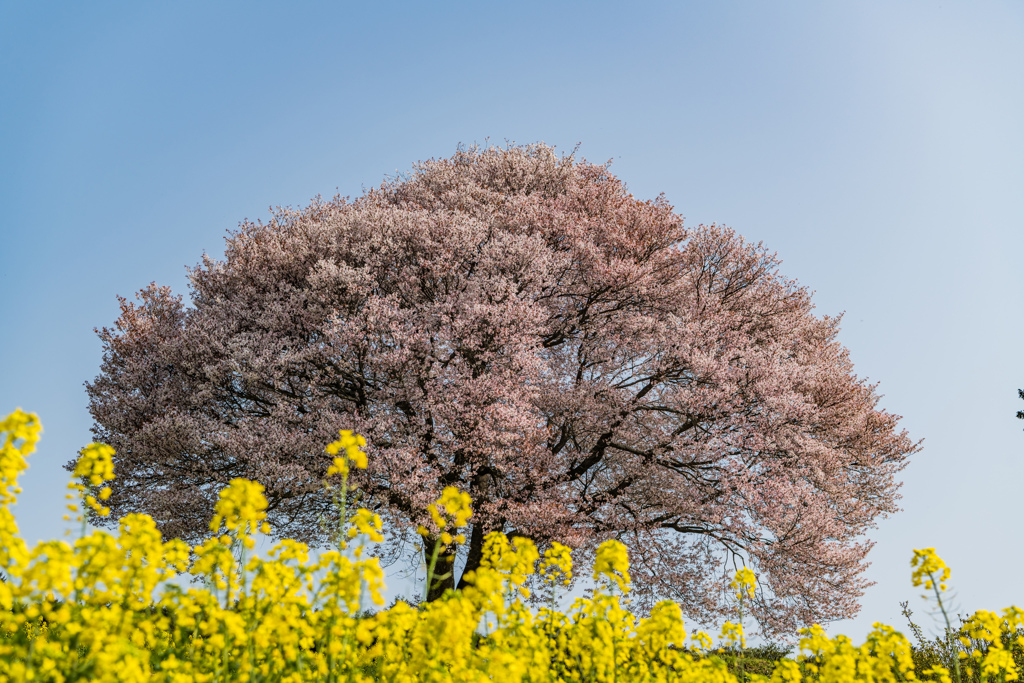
[83,143,917,635]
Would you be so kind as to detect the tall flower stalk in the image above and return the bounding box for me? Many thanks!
[729,566,757,682]
[912,547,961,683]
[417,487,472,603]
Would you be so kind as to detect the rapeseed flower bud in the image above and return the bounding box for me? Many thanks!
[593,538,630,594]
[73,443,116,486]
[347,508,384,542]
[209,478,268,539]
[731,566,757,601]
[325,430,368,479]
[0,409,39,507]
[540,542,573,586]
[911,547,950,591]
[720,620,745,649]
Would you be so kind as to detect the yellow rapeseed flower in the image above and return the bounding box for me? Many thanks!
[731,566,757,601]
[69,443,116,517]
[325,430,368,479]
[911,547,950,592]
[0,409,40,506]
[347,508,384,543]
[421,486,473,546]
[73,443,116,486]
[720,620,745,649]
[593,538,630,594]
[16,412,1024,683]
[690,629,714,651]
[540,541,573,586]
[208,478,268,543]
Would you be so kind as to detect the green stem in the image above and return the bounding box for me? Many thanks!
[547,581,558,641]
[326,613,335,683]
[738,597,746,683]
[930,572,962,683]
[423,538,441,603]
[238,535,247,600]
[336,474,349,552]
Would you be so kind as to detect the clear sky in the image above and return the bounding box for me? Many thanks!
[2,1,1022,642]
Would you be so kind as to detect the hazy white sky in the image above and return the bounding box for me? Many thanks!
[1,1,1022,641]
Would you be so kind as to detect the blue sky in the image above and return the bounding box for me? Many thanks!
[1,1,1022,640]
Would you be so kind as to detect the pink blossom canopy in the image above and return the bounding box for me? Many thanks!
[85,144,917,633]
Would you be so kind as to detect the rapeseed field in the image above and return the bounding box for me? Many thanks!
[1,409,1020,683]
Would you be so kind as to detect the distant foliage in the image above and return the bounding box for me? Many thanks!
[85,144,918,633]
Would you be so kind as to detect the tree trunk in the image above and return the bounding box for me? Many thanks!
[456,520,487,592]
[421,521,489,602]
[427,471,494,601]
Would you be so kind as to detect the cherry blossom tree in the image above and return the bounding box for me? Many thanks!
[84,144,917,633]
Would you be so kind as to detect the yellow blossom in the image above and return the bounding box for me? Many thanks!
[8,410,1020,683]
[593,538,630,594]
[325,430,368,479]
[720,620,745,649]
[208,478,268,538]
[911,547,950,592]
[347,508,384,543]
[540,541,573,586]
[731,566,757,601]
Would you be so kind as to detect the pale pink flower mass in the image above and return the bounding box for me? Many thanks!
[84,144,917,634]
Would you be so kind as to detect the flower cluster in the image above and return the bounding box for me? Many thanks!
[796,622,918,683]
[66,443,116,520]
[418,485,472,547]
[209,477,270,542]
[3,411,1024,683]
[955,608,1024,682]
[348,508,384,543]
[721,620,745,649]
[481,532,540,600]
[540,541,573,587]
[0,409,38,580]
[912,547,951,592]
[732,566,757,601]
[325,429,368,479]
[593,538,631,594]
[0,409,38,506]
